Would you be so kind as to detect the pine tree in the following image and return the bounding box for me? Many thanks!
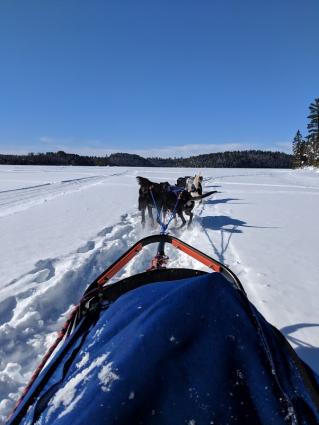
[307,98,319,166]
[305,134,319,166]
[292,130,304,167]
[292,130,302,167]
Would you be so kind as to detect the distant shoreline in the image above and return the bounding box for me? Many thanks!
[0,150,293,168]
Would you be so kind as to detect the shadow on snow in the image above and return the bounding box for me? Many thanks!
[204,197,242,206]
[280,323,319,375]
[200,215,272,234]
[198,199,277,265]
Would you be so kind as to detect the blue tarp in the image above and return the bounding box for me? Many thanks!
[14,272,319,424]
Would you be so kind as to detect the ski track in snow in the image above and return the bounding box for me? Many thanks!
[0,167,318,423]
[0,172,127,218]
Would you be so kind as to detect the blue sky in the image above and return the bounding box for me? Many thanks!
[0,0,318,157]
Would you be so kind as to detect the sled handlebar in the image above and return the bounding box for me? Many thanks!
[85,234,245,295]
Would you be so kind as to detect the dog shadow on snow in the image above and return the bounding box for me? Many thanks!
[205,197,251,206]
[200,215,272,234]
[199,210,275,265]
[280,323,319,376]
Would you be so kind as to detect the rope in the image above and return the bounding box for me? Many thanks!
[149,189,165,233]
[150,188,181,234]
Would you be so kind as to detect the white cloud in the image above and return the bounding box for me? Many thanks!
[59,142,291,158]
[57,142,245,158]
[130,143,246,158]
[273,142,292,153]
[0,137,292,158]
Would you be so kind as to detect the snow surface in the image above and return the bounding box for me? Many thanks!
[0,165,318,422]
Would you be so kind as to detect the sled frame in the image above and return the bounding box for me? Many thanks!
[85,234,245,295]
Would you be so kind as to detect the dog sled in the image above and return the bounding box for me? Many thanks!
[8,234,319,425]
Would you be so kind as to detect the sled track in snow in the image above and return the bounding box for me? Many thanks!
[0,172,128,218]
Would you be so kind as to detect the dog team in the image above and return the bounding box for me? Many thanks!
[136,174,217,228]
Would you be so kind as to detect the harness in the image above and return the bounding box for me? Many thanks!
[149,185,183,235]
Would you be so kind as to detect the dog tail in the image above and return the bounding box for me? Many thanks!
[136,176,152,187]
[191,190,218,201]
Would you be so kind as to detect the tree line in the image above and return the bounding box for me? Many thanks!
[147,150,292,168]
[0,150,293,168]
[292,98,319,167]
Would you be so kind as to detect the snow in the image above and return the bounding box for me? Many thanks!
[128,391,135,400]
[45,352,116,421]
[76,353,90,369]
[98,361,119,393]
[0,165,319,422]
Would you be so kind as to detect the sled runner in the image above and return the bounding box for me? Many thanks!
[8,235,319,425]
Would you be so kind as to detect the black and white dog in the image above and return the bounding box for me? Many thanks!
[176,175,203,197]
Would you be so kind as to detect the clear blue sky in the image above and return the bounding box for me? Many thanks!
[0,0,318,157]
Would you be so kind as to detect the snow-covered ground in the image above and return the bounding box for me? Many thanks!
[0,165,318,422]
